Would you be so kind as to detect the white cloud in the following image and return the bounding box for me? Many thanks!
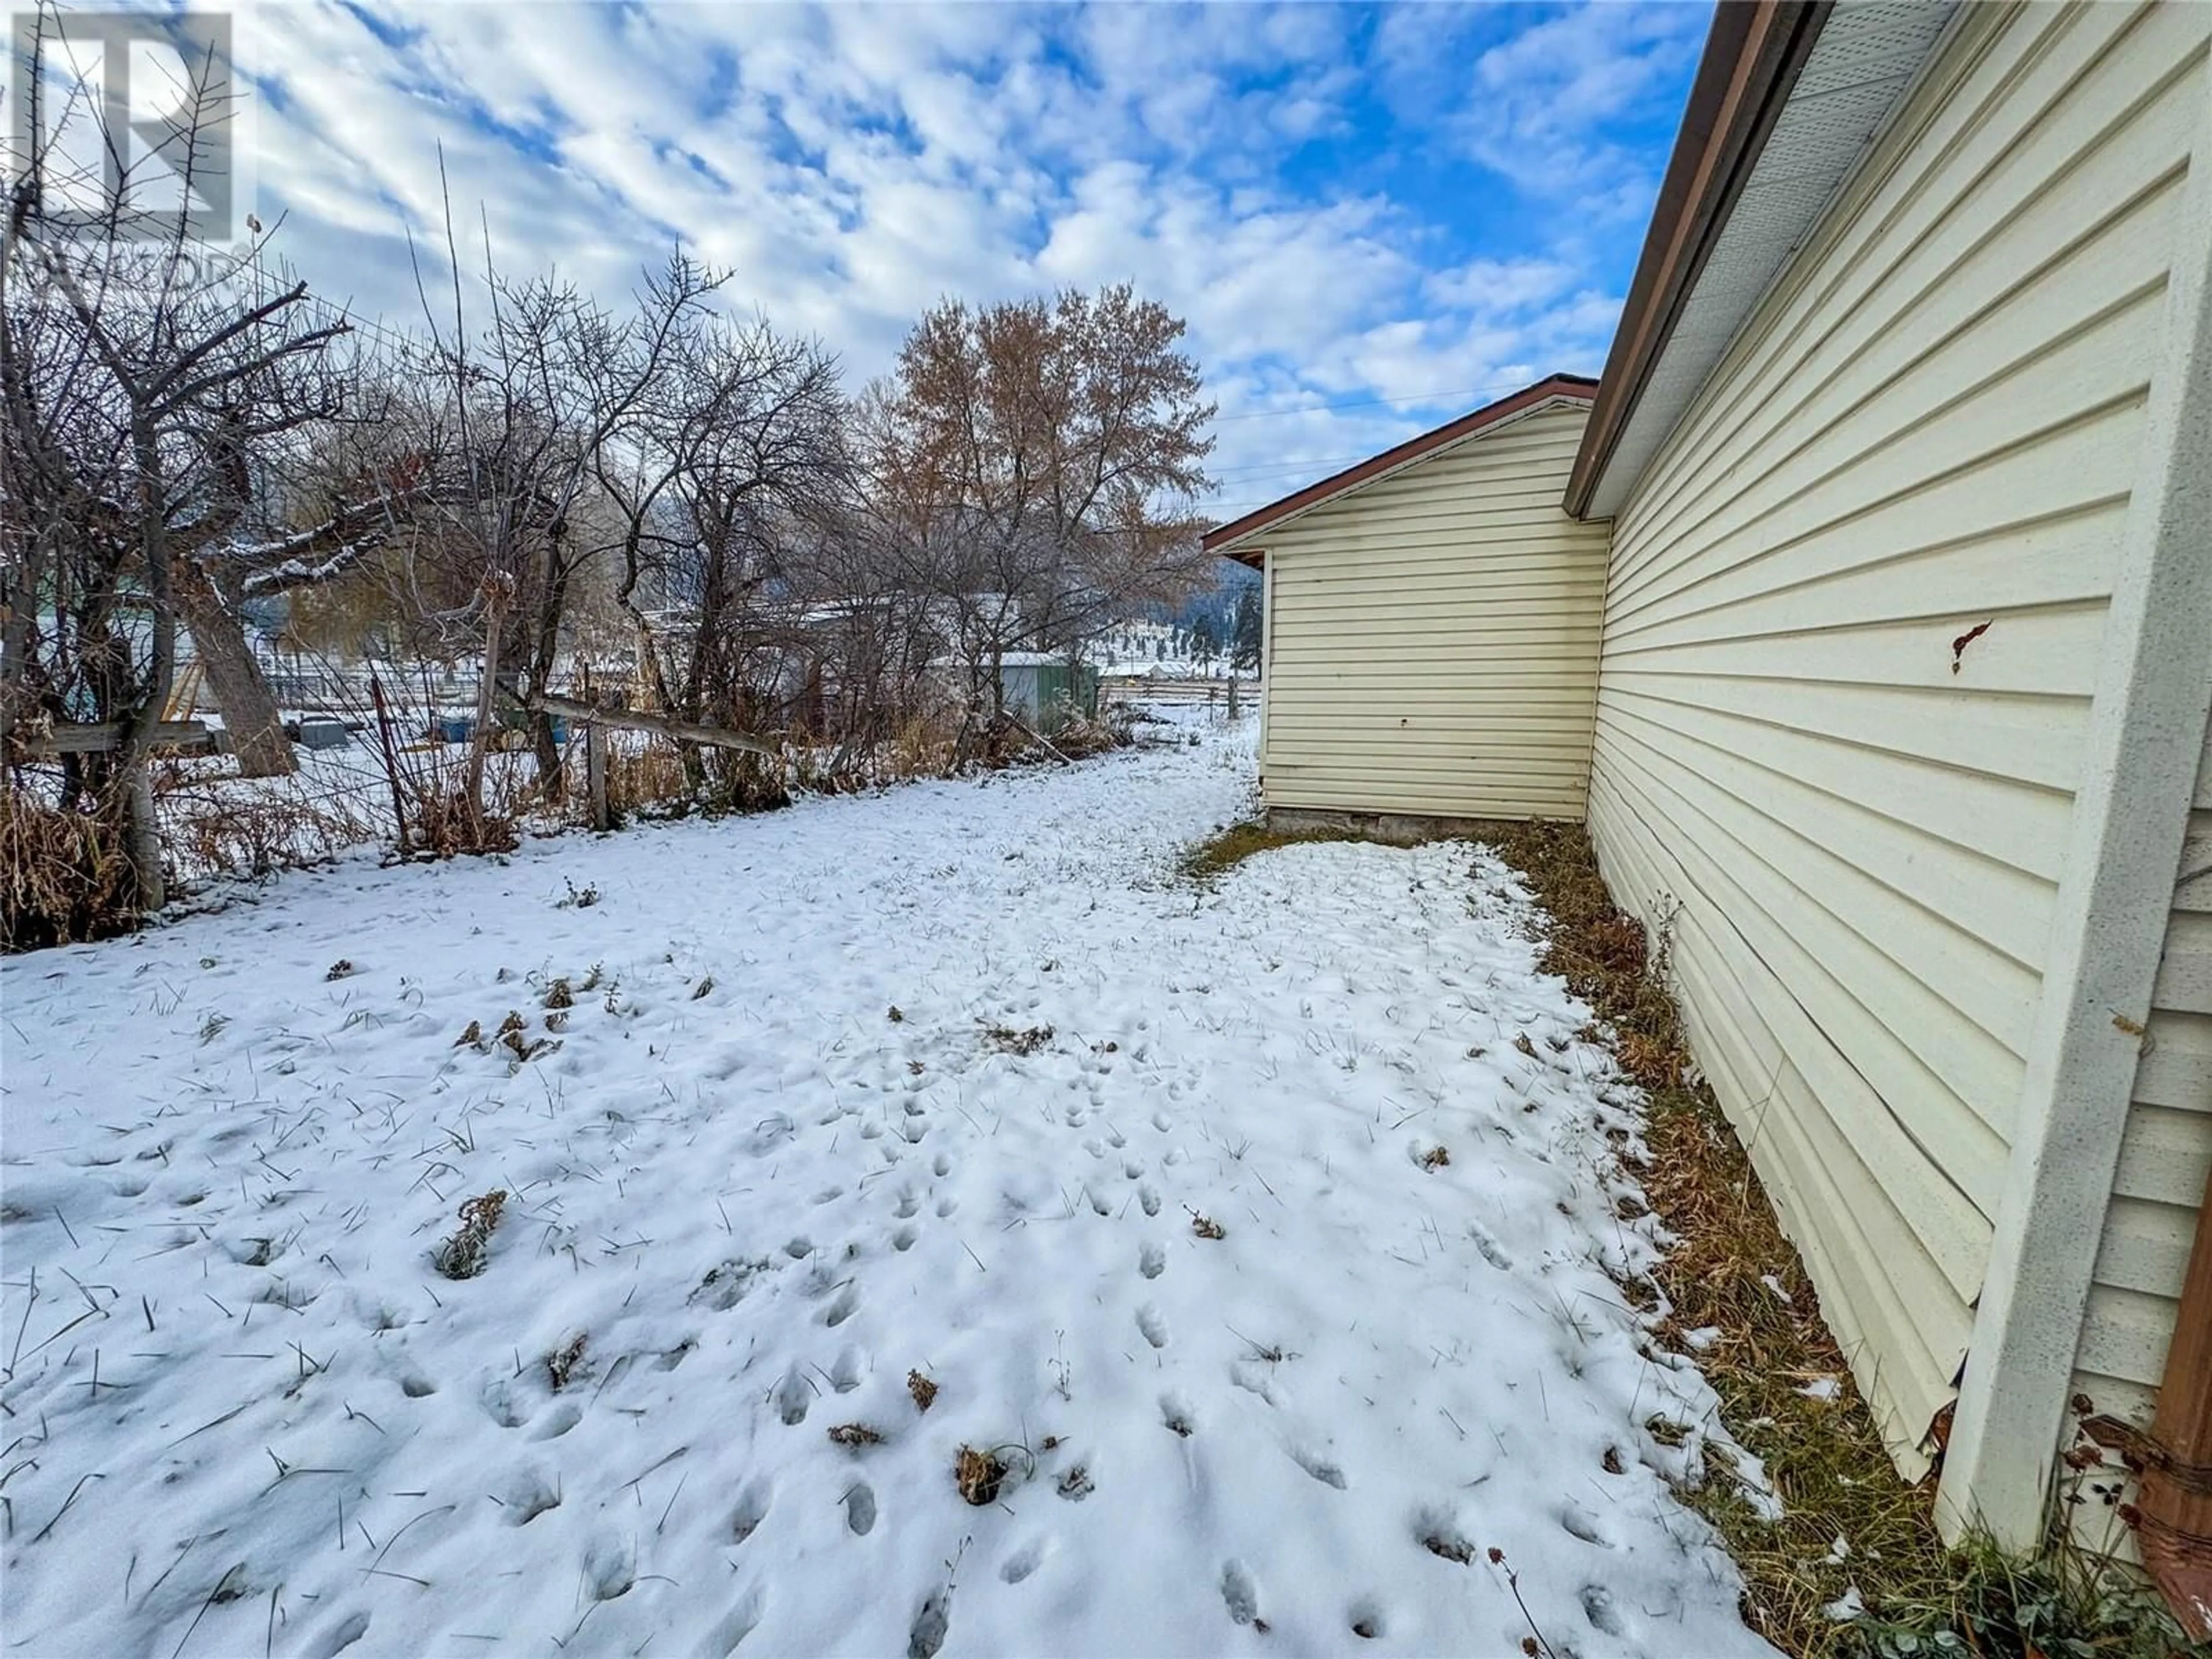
[220,1,1684,520]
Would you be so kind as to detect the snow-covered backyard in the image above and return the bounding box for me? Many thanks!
[1,713,1772,1658]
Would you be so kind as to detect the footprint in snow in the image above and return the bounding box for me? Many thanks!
[773,1367,812,1426]
[301,1611,370,1659]
[731,1482,771,1544]
[1287,1443,1348,1489]
[784,1236,814,1260]
[1349,1599,1387,1641]
[1560,1505,1612,1547]
[709,1586,766,1656]
[844,1482,878,1536]
[1582,1585,1627,1636]
[1138,1184,1161,1217]
[1136,1304,1168,1349]
[529,1401,582,1441]
[893,1225,918,1252]
[894,1191,920,1219]
[933,1152,953,1177]
[908,1588,951,1659]
[1151,1112,1172,1133]
[1221,1561,1260,1626]
[830,1347,864,1392]
[498,1465,562,1525]
[1465,1224,1513,1272]
[823,1287,859,1327]
[1139,1243,1165,1279]
[582,1533,636,1601]
[999,1539,1048,1584]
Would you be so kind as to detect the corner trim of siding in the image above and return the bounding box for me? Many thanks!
[1940,72,2212,1551]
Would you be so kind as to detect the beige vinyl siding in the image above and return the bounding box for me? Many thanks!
[1260,403,1610,821]
[2073,712,2212,1433]
[1584,0,2211,1463]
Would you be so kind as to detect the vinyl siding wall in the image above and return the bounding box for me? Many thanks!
[1259,403,1609,821]
[1584,0,2212,1462]
[2074,710,2212,1442]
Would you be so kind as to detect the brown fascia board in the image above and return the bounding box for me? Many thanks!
[1563,0,1831,520]
[1203,373,1600,567]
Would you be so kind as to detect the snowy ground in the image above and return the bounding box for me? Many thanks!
[1,712,1772,1659]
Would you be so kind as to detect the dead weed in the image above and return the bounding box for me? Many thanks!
[955,1445,1006,1506]
[434,1189,507,1280]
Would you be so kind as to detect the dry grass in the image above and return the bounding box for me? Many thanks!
[907,1370,938,1413]
[954,1445,1006,1506]
[1476,819,1950,1656]
[1189,1211,1225,1241]
[982,1023,1054,1056]
[0,788,138,950]
[1469,819,2129,1659]
[1177,819,1370,884]
[433,1190,507,1281]
[827,1423,884,1447]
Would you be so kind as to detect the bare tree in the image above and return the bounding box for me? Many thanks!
[3,11,357,910]
[402,241,726,802]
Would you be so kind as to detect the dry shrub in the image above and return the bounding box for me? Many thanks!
[603,738,690,819]
[433,1190,507,1280]
[0,788,137,950]
[888,713,957,779]
[827,1423,884,1447]
[1050,707,1135,761]
[402,781,520,859]
[156,770,379,885]
[907,1370,938,1412]
[955,1445,1006,1506]
[1190,1211,1225,1241]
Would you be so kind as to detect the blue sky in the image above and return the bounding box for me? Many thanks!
[236,1,1711,517]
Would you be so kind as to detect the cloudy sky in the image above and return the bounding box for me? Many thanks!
[232,1,1707,521]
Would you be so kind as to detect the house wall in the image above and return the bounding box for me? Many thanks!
[1583,0,2212,1464]
[1258,402,1609,822]
[2075,709,2212,1449]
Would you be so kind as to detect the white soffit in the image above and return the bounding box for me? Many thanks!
[1586,0,1960,520]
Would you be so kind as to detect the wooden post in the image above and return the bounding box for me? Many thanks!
[1227,675,1240,721]
[586,721,609,832]
[367,673,412,853]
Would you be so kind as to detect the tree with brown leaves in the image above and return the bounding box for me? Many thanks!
[863,283,1215,757]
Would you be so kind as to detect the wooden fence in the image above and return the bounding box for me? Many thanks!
[1098,675,1255,710]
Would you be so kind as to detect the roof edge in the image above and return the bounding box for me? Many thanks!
[1204,373,1599,562]
[1564,0,1830,520]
